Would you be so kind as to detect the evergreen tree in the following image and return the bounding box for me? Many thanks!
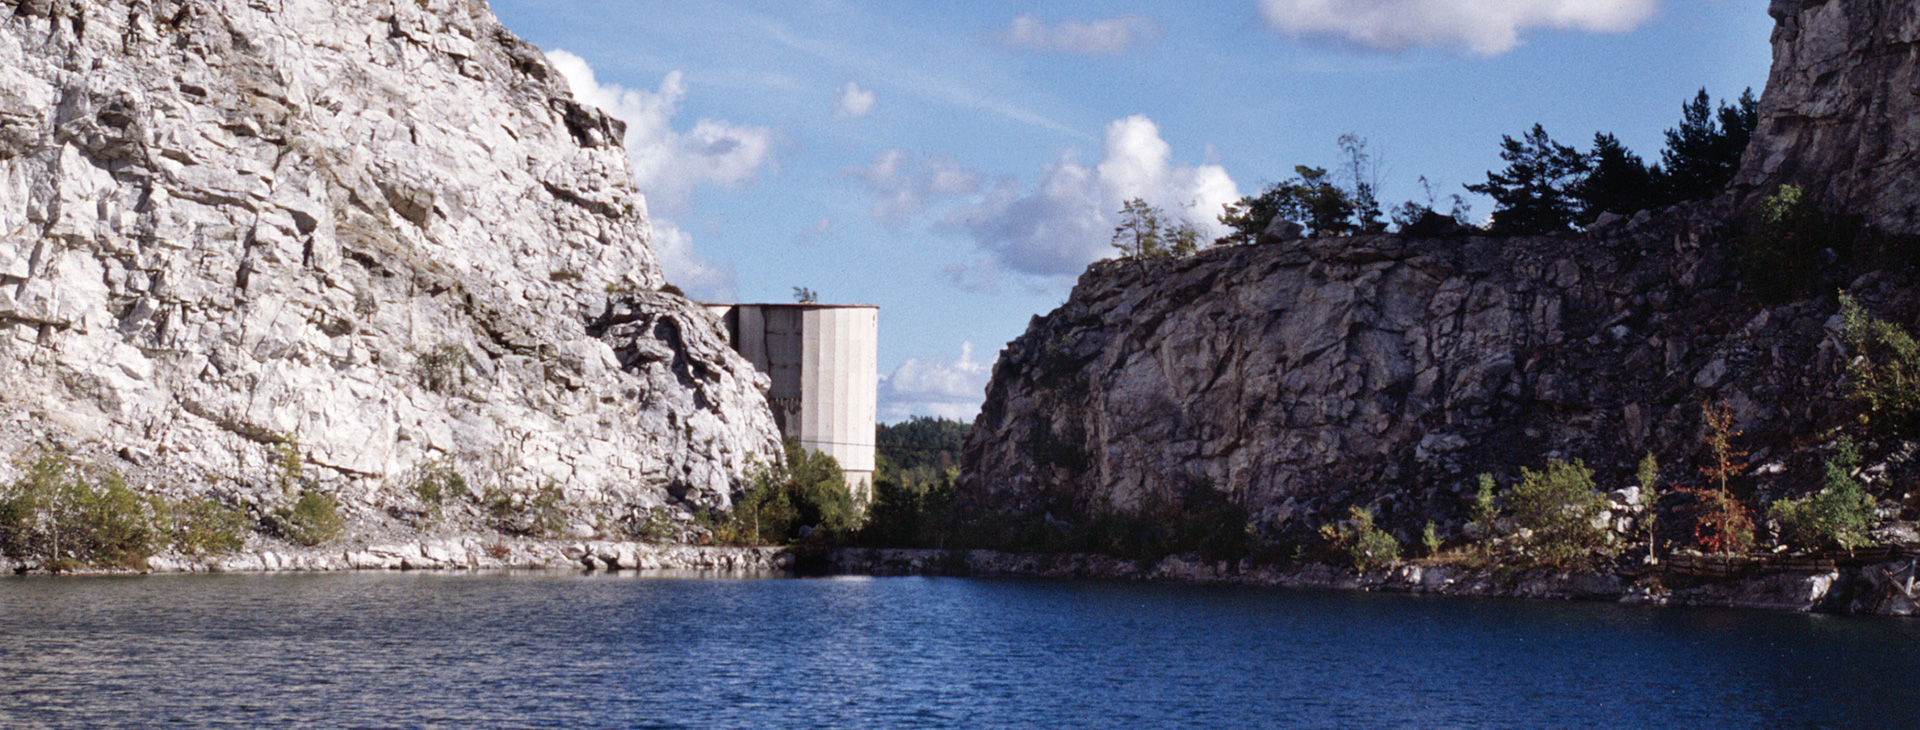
[1291,166,1356,236]
[1466,124,1590,235]
[1576,132,1659,223]
[1658,88,1757,204]
[1217,165,1355,243]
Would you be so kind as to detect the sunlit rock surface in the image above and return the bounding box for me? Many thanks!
[1739,0,1920,235]
[0,0,780,529]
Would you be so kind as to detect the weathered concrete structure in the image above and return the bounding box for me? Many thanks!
[708,304,878,502]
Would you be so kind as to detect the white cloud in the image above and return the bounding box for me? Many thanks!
[547,50,768,302]
[847,148,984,228]
[1257,0,1659,56]
[946,115,1238,279]
[835,81,877,119]
[942,259,1002,295]
[879,342,993,422]
[796,217,833,244]
[997,14,1160,55]
[547,50,775,215]
[648,218,737,303]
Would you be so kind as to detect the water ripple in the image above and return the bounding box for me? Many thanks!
[1,573,1916,729]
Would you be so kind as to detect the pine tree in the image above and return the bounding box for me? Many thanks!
[1576,133,1659,223]
[1216,166,1355,243]
[1466,124,1590,235]
[1657,88,1757,204]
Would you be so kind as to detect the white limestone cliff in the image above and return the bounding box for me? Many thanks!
[0,0,782,534]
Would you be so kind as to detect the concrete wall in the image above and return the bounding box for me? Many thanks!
[709,304,878,504]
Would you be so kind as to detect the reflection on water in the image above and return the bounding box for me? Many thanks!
[3,572,1917,729]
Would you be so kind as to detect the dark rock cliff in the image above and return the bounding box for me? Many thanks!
[959,0,1920,545]
[1739,0,1920,236]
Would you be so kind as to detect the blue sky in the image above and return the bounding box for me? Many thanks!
[488,0,1775,423]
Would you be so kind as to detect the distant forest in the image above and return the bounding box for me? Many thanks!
[875,416,969,486]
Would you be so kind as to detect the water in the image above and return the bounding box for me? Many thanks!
[2,573,1917,729]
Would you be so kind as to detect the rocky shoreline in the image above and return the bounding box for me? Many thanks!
[1,540,792,576]
[13,539,1914,618]
[820,547,1920,617]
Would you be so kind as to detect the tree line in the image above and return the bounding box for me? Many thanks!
[1114,88,1759,256]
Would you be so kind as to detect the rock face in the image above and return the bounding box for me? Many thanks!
[959,203,1905,540]
[1738,0,1920,234]
[0,0,780,526]
[960,0,1920,544]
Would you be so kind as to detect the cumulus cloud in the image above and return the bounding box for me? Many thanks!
[847,148,984,228]
[547,50,768,302]
[942,259,1002,295]
[649,218,737,302]
[946,115,1238,279]
[1257,0,1659,56]
[997,14,1160,54]
[835,81,877,119]
[547,50,775,215]
[879,342,993,422]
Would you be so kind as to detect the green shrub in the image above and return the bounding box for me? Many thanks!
[1504,459,1611,569]
[71,472,165,569]
[1169,486,1250,562]
[411,460,467,510]
[630,506,681,543]
[1319,505,1399,572]
[1770,438,1878,550]
[1740,185,1850,302]
[857,473,956,549]
[1421,521,1442,558]
[272,436,303,489]
[270,489,343,546]
[0,453,169,569]
[173,497,249,555]
[1840,292,1920,435]
[417,343,475,395]
[713,441,853,546]
[1466,473,1502,563]
[483,481,567,538]
[718,466,797,545]
[1635,452,1663,559]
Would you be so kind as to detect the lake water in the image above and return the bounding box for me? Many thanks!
[2,572,1917,729]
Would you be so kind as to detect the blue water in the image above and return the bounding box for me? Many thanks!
[2,573,1917,729]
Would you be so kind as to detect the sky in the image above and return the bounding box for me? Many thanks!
[487,0,1776,424]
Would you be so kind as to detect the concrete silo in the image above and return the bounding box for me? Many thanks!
[706,303,878,504]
